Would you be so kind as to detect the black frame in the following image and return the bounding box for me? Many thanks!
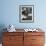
[19,5,34,23]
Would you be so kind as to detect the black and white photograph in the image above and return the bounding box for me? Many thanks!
[19,5,34,23]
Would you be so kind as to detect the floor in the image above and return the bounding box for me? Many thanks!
[0,44,2,46]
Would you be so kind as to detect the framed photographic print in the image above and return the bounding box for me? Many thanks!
[19,5,34,23]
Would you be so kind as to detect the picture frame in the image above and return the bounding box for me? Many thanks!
[19,5,34,23]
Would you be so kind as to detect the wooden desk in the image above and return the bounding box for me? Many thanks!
[2,29,45,46]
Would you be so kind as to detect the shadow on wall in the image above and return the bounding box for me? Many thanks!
[0,24,7,43]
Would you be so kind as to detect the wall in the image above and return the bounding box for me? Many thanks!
[0,0,46,29]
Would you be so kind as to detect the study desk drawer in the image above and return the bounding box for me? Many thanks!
[24,32,44,36]
[3,32,23,36]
